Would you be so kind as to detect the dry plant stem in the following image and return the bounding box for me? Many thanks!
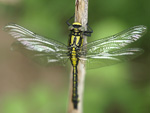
[68,0,88,113]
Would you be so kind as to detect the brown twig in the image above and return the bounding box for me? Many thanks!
[67,0,89,113]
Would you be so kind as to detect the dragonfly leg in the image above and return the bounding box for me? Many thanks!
[83,23,93,37]
[66,14,75,26]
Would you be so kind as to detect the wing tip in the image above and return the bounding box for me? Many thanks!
[3,23,17,32]
[134,25,147,32]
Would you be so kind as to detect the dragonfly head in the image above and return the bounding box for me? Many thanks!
[68,22,84,32]
[72,22,82,28]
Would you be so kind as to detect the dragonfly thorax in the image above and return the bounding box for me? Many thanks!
[68,22,84,48]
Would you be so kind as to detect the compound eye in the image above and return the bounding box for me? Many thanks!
[78,27,85,31]
[68,25,74,30]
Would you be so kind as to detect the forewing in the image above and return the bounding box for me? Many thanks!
[81,25,147,55]
[79,25,146,69]
[4,24,69,66]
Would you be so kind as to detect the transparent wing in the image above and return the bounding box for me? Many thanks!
[79,25,147,69]
[4,23,69,66]
[80,48,144,69]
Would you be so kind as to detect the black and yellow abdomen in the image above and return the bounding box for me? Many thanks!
[70,48,79,109]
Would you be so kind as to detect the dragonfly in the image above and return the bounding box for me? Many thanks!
[4,17,147,109]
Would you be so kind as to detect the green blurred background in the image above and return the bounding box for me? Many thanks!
[0,0,150,113]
